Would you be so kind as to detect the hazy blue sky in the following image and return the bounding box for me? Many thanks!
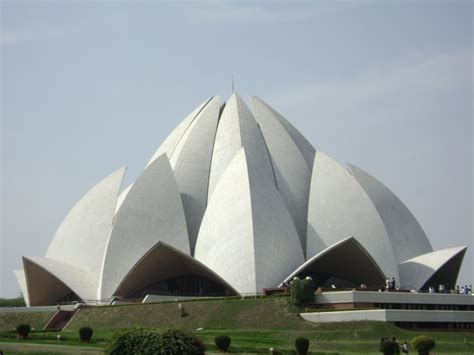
[1,0,472,298]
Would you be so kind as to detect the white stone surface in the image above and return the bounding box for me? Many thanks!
[251,96,314,253]
[100,154,190,300]
[314,290,474,305]
[169,96,221,253]
[13,270,30,307]
[398,246,467,290]
[307,152,399,280]
[208,93,275,201]
[301,309,474,323]
[348,164,433,264]
[23,257,95,306]
[114,183,133,216]
[45,167,126,293]
[146,97,213,166]
[195,148,305,294]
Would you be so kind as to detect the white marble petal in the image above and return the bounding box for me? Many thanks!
[398,246,467,290]
[146,97,213,166]
[23,257,95,306]
[13,269,30,307]
[99,154,190,300]
[45,167,126,291]
[251,95,313,253]
[348,163,433,264]
[169,96,221,253]
[195,148,305,294]
[208,93,275,201]
[307,151,399,280]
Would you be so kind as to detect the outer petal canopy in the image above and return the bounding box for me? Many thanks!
[113,241,237,298]
[23,257,94,306]
[100,154,190,300]
[13,270,30,307]
[195,148,305,294]
[282,237,386,287]
[45,167,126,293]
[398,246,467,290]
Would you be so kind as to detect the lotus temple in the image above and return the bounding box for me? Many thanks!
[15,94,467,307]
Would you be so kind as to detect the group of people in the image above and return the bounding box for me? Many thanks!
[456,285,472,295]
[427,284,472,294]
[383,277,397,291]
[380,337,409,354]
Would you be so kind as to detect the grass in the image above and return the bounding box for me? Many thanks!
[0,296,472,354]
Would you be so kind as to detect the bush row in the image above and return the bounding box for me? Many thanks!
[12,323,436,354]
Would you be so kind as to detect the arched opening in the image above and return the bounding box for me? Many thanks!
[112,242,237,299]
[420,248,466,291]
[23,258,82,306]
[282,237,386,289]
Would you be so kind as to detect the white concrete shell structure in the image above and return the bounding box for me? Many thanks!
[195,148,304,294]
[15,93,468,306]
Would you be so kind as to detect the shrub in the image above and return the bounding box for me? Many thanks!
[291,278,303,305]
[381,340,397,355]
[79,326,93,342]
[295,337,310,355]
[291,277,315,305]
[159,329,204,354]
[301,278,315,303]
[412,336,435,355]
[215,335,231,352]
[16,324,31,339]
[104,328,204,355]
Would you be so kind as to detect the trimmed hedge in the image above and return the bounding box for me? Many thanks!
[412,336,435,355]
[290,277,315,305]
[105,327,204,355]
[79,326,93,342]
[16,324,31,339]
[215,335,231,352]
[295,337,309,355]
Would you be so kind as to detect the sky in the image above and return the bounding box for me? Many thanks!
[0,0,472,298]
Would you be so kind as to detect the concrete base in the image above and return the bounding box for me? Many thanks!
[301,309,474,323]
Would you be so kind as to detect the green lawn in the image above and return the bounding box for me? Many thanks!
[0,296,473,354]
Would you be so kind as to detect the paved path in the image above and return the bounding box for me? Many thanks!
[0,342,102,354]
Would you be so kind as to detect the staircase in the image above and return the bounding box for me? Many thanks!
[43,309,77,330]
